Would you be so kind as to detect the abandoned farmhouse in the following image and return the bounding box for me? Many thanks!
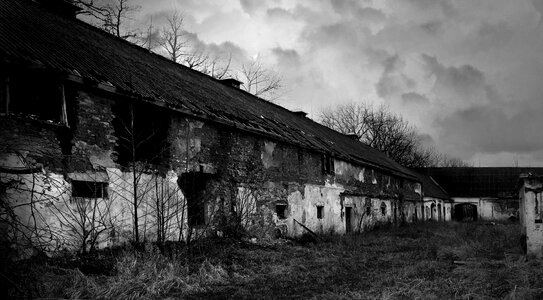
[0,0,540,253]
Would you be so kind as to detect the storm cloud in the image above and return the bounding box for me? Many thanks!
[131,0,543,166]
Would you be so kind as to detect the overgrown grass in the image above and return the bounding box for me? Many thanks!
[4,222,543,299]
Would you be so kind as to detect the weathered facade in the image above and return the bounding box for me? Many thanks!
[518,174,543,259]
[415,173,452,222]
[0,0,425,254]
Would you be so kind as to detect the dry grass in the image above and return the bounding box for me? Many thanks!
[4,222,543,299]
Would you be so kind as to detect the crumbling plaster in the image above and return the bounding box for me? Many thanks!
[519,176,543,259]
[1,85,424,253]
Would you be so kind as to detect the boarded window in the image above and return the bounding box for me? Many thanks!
[317,205,324,219]
[71,181,108,199]
[276,204,287,219]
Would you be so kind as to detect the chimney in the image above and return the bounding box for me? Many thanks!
[37,0,82,18]
[219,78,242,89]
[345,133,359,141]
[293,111,307,117]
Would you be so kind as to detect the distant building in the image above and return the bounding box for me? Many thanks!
[414,172,452,222]
[418,168,543,221]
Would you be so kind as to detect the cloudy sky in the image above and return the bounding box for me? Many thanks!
[128,0,543,167]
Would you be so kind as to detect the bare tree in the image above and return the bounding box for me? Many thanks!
[139,16,161,51]
[320,102,436,168]
[161,10,187,63]
[429,152,471,167]
[238,60,282,100]
[75,0,140,40]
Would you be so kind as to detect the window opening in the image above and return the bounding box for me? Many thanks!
[7,70,65,124]
[380,202,387,216]
[317,205,324,219]
[71,181,108,199]
[276,204,287,219]
[366,206,371,216]
[322,154,334,175]
[112,102,170,167]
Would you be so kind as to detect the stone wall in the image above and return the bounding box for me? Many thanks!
[1,81,423,254]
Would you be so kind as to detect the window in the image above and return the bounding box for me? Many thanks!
[380,203,387,216]
[71,181,108,199]
[3,70,67,124]
[317,205,324,219]
[276,204,287,219]
[366,206,371,216]
[322,154,334,175]
[112,102,170,166]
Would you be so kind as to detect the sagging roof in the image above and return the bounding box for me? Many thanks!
[0,0,418,181]
[418,167,543,198]
[413,172,450,200]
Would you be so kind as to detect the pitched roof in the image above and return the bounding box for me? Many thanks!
[0,0,418,180]
[417,167,543,198]
[413,172,450,200]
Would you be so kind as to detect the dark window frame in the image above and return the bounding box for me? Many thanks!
[276,204,287,219]
[322,154,335,175]
[317,205,324,219]
[2,70,68,125]
[381,202,387,216]
[71,180,108,199]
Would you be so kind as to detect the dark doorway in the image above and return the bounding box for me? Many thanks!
[437,204,442,221]
[178,172,215,226]
[454,203,478,221]
[430,203,436,220]
[345,207,352,233]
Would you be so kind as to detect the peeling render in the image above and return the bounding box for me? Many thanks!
[519,175,543,259]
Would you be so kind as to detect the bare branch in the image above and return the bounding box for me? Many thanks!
[161,10,187,63]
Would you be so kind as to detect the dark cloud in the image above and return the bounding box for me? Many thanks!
[401,92,430,105]
[239,0,281,15]
[421,54,487,99]
[472,21,513,51]
[374,53,416,98]
[330,0,386,22]
[419,20,442,35]
[439,104,543,155]
[239,0,259,15]
[271,47,301,68]
[183,31,248,64]
[532,0,543,24]
[266,7,293,19]
[404,0,457,17]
